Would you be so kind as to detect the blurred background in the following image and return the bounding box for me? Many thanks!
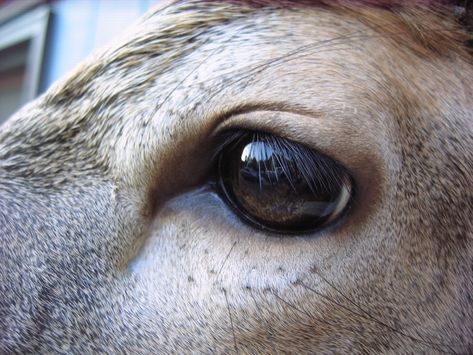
[0,0,160,124]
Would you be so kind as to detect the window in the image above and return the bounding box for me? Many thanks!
[0,4,49,124]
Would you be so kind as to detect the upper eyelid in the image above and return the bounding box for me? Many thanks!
[212,110,328,152]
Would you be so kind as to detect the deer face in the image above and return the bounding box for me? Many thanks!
[1,1,472,353]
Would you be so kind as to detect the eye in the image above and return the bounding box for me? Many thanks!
[216,131,354,234]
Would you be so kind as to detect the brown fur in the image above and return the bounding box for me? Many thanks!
[1,0,472,353]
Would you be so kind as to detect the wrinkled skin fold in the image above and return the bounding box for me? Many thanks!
[0,0,472,353]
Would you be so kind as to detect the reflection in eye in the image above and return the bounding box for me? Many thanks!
[216,131,353,234]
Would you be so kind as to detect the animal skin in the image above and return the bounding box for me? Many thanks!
[1,0,472,353]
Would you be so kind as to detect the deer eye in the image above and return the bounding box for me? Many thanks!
[216,131,353,234]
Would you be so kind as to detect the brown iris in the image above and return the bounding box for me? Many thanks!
[217,131,352,234]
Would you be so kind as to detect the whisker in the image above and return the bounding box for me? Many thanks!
[155,46,219,111]
[197,30,369,105]
[217,241,237,277]
[195,25,461,101]
[268,289,436,354]
[223,288,239,355]
[268,285,413,352]
[267,288,335,329]
[248,287,278,354]
[300,275,460,354]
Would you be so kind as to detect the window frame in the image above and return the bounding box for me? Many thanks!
[0,4,50,105]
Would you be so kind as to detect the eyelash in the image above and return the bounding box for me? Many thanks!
[213,130,349,193]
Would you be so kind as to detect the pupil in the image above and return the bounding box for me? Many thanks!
[218,133,350,233]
